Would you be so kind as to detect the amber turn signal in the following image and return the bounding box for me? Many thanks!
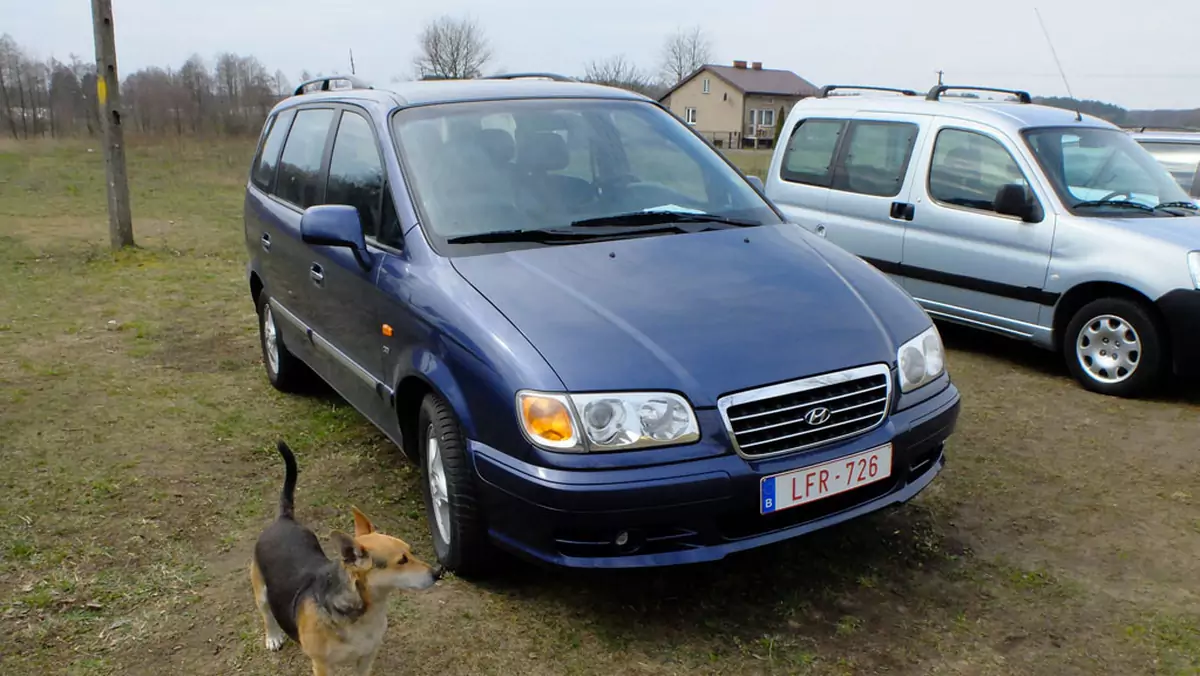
[381,324,393,337]
[519,394,576,445]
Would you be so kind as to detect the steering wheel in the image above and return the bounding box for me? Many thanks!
[1098,191,1132,202]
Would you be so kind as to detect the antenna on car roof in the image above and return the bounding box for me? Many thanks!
[1034,7,1082,122]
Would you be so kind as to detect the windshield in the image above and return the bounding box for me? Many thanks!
[391,98,780,247]
[1024,127,1194,215]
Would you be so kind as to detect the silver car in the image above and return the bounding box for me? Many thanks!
[763,85,1200,397]
[1130,129,1200,198]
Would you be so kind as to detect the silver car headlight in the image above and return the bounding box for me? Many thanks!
[1189,251,1200,289]
[897,326,946,393]
[517,390,700,452]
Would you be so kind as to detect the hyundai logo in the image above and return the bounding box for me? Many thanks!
[803,407,832,426]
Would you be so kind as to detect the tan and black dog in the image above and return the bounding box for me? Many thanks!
[250,441,440,675]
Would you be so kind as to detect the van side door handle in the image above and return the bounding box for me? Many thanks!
[310,263,324,287]
[261,233,272,251]
[890,202,915,221]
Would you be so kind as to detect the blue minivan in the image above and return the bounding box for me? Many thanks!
[244,74,961,574]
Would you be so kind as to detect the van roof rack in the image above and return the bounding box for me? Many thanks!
[293,75,372,96]
[483,72,576,82]
[926,85,1032,104]
[817,85,917,98]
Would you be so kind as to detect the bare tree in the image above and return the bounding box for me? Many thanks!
[582,55,655,97]
[413,15,492,80]
[660,26,713,86]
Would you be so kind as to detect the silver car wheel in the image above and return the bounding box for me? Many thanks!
[1076,314,1140,384]
[426,425,452,546]
[262,304,280,376]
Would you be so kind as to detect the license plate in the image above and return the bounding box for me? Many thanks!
[760,444,893,514]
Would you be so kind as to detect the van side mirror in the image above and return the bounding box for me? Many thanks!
[994,183,1042,222]
[747,175,764,191]
[301,205,372,266]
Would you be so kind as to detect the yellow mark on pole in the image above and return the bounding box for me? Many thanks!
[97,78,108,107]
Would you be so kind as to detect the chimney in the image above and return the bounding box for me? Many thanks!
[752,61,763,70]
[733,60,747,69]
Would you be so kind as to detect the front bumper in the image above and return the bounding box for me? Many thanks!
[471,380,961,568]
[1157,289,1200,377]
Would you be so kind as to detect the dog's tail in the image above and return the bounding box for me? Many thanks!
[276,441,298,520]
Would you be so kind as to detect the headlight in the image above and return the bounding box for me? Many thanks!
[897,326,945,393]
[1189,251,1200,289]
[517,390,700,452]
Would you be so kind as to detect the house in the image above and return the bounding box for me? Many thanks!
[659,61,819,149]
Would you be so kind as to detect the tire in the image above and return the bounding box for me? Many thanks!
[257,292,308,393]
[1063,297,1167,397]
[418,393,490,576]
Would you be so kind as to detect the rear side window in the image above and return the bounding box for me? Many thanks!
[276,108,336,208]
[832,121,919,197]
[781,119,845,187]
[251,110,295,192]
[326,111,386,239]
[928,128,1028,213]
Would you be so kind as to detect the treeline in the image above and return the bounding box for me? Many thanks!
[0,33,290,138]
[1035,96,1200,130]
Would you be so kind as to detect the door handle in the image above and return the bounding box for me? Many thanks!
[890,202,915,221]
[310,263,324,286]
[261,233,272,251]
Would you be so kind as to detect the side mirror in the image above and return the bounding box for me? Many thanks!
[747,175,765,191]
[994,183,1042,222]
[301,205,371,266]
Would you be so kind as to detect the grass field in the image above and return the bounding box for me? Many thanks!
[1,137,1198,675]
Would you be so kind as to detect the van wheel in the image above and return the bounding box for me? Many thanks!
[418,393,490,577]
[258,293,308,393]
[1063,298,1166,397]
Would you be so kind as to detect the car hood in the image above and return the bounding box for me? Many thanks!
[451,226,928,407]
[1085,214,1200,248]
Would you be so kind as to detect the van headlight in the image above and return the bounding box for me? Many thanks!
[517,391,700,452]
[1189,251,1200,289]
[897,326,945,393]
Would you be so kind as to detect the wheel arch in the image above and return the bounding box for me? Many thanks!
[1052,281,1165,351]
[390,350,476,464]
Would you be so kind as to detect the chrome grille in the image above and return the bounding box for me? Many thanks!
[718,364,891,459]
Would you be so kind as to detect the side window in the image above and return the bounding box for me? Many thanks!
[832,121,919,197]
[780,119,846,187]
[276,108,336,208]
[325,111,385,239]
[251,110,295,192]
[929,128,1028,213]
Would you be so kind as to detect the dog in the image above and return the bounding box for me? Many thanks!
[250,441,440,675]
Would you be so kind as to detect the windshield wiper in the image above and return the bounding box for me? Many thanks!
[1154,201,1199,212]
[1072,200,1154,212]
[570,210,761,228]
[446,228,609,244]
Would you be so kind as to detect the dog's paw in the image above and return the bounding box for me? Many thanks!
[265,634,286,651]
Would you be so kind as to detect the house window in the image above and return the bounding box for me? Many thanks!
[760,109,775,127]
[702,78,710,94]
[685,107,697,125]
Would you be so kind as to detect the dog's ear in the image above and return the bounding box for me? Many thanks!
[350,506,376,536]
[329,530,366,565]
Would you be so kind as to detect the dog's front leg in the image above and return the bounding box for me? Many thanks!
[354,647,380,676]
[310,658,330,676]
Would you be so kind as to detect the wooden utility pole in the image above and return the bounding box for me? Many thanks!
[91,0,134,249]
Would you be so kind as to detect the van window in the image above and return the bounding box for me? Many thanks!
[929,128,1028,214]
[276,108,336,209]
[780,119,845,187]
[833,121,919,197]
[251,110,295,192]
[325,111,385,239]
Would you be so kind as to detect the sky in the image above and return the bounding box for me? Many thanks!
[4,0,1200,110]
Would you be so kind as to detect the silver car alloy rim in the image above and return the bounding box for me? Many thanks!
[1076,314,1140,384]
[263,304,280,375]
[426,425,452,546]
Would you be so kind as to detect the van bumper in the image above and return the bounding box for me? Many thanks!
[1157,289,1200,377]
[470,381,960,569]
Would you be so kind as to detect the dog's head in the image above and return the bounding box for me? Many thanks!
[329,507,440,592]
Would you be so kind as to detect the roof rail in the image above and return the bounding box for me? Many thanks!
[817,85,918,99]
[293,75,372,96]
[926,85,1032,104]
[483,72,576,82]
